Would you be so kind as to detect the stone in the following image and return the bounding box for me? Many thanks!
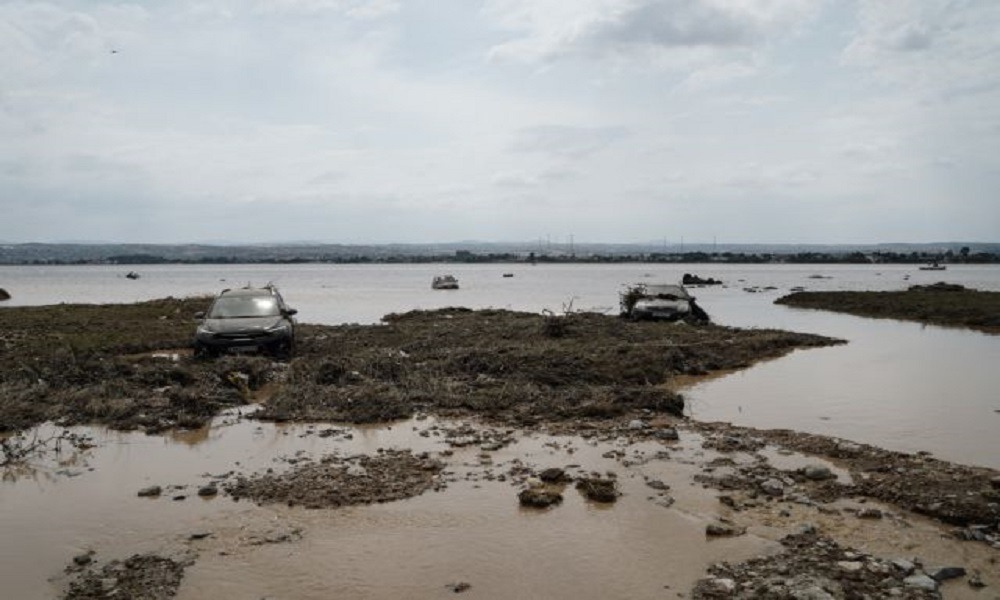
[927,566,966,581]
[903,574,938,591]
[137,485,162,497]
[645,479,670,491]
[891,559,915,574]
[837,561,863,573]
[761,478,785,496]
[706,521,747,537]
[447,582,471,593]
[72,553,93,566]
[857,508,883,519]
[655,427,680,441]
[802,465,834,481]
[197,484,218,497]
[627,419,647,430]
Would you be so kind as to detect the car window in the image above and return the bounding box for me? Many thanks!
[208,296,280,318]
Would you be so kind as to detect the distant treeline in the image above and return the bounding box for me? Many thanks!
[6,249,1000,265]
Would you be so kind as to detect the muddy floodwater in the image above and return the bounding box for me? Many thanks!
[3,413,763,599]
[3,263,1000,598]
[4,411,998,599]
[3,262,999,467]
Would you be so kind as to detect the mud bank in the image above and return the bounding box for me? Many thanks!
[776,286,1000,334]
[0,300,840,432]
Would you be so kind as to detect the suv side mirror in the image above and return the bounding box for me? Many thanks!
[194,311,205,320]
[284,308,298,316]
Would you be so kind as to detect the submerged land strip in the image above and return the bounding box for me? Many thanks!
[2,298,999,598]
[776,283,1000,334]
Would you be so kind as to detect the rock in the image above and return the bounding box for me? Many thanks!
[837,561,863,573]
[197,484,218,497]
[0,288,10,301]
[446,582,471,593]
[627,419,647,430]
[857,508,883,519]
[137,485,162,497]
[645,479,670,491]
[990,476,1000,490]
[927,566,966,581]
[903,574,938,591]
[188,532,212,540]
[796,523,817,535]
[706,521,746,537]
[968,573,986,588]
[698,577,736,595]
[538,468,567,483]
[788,581,835,600]
[761,478,785,496]
[802,465,834,481]
[73,553,93,566]
[518,486,563,508]
[655,427,679,441]
[890,559,915,575]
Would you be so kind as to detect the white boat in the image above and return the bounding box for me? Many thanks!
[432,275,459,290]
[919,262,946,271]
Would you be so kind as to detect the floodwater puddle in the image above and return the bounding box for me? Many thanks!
[7,409,996,599]
[2,413,773,600]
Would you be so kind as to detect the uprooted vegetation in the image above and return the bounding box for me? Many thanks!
[0,299,842,432]
[776,285,1000,334]
[260,308,840,426]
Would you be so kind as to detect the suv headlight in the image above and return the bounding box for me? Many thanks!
[266,322,290,333]
[197,324,215,336]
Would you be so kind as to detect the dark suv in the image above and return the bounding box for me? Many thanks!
[194,285,297,358]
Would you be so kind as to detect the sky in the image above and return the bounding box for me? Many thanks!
[1,0,998,245]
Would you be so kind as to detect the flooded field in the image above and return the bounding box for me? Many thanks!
[2,263,999,598]
[2,263,999,466]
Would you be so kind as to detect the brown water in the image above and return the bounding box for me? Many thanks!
[2,415,774,599]
[3,413,996,598]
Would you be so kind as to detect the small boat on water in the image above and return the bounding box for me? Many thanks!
[125,271,141,280]
[432,275,459,290]
[919,262,946,271]
[502,273,514,278]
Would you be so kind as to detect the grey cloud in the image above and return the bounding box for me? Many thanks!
[489,0,822,64]
[582,2,757,52]
[510,125,628,158]
[886,23,933,51]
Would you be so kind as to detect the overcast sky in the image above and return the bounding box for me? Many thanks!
[2,0,998,244]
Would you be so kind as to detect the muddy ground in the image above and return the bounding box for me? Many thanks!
[776,284,1000,334]
[2,298,999,598]
[0,298,838,432]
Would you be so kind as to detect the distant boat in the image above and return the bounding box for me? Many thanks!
[125,271,140,280]
[432,275,459,290]
[919,262,946,271]
[502,273,514,278]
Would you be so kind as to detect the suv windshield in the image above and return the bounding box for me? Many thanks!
[208,296,280,318]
